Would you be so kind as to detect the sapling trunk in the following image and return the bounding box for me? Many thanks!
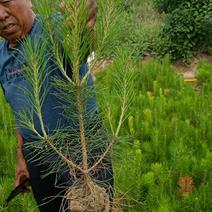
[76,86,88,175]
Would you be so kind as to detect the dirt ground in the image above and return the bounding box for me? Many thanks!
[172,53,212,80]
[92,53,212,83]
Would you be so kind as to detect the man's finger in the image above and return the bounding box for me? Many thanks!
[86,0,97,28]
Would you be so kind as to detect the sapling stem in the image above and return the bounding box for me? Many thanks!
[76,85,89,175]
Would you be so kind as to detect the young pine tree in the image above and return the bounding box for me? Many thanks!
[16,0,134,211]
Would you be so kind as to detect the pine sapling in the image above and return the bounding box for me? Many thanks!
[17,0,134,211]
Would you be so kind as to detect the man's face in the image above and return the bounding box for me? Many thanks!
[0,0,34,43]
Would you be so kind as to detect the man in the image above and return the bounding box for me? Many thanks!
[0,0,113,211]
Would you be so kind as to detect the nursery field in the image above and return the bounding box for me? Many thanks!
[97,57,212,211]
[0,0,212,211]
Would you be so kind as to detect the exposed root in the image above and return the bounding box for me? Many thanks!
[65,178,110,212]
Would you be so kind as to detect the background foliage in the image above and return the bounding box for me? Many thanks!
[96,57,212,211]
[155,0,212,60]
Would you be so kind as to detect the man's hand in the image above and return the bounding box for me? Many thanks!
[60,0,97,60]
[15,157,30,188]
[85,0,97,29]
[15,130,30,189]
[60,0,97,29]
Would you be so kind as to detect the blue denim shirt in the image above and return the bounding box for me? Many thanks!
[0,16,98,141]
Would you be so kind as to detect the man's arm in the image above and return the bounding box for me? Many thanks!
[15,130,29,187]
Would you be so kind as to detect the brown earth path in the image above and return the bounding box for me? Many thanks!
[92,53,212,83]
[172,53,212,80]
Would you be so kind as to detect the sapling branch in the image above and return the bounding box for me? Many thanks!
[107,104,114,135]
[88,72,131,173]
[31,123,85,173]
[30,49,85,174]
[115,78,129,137]
[45,20,75,86]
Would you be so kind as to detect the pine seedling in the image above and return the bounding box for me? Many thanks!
[15,0,134,211]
